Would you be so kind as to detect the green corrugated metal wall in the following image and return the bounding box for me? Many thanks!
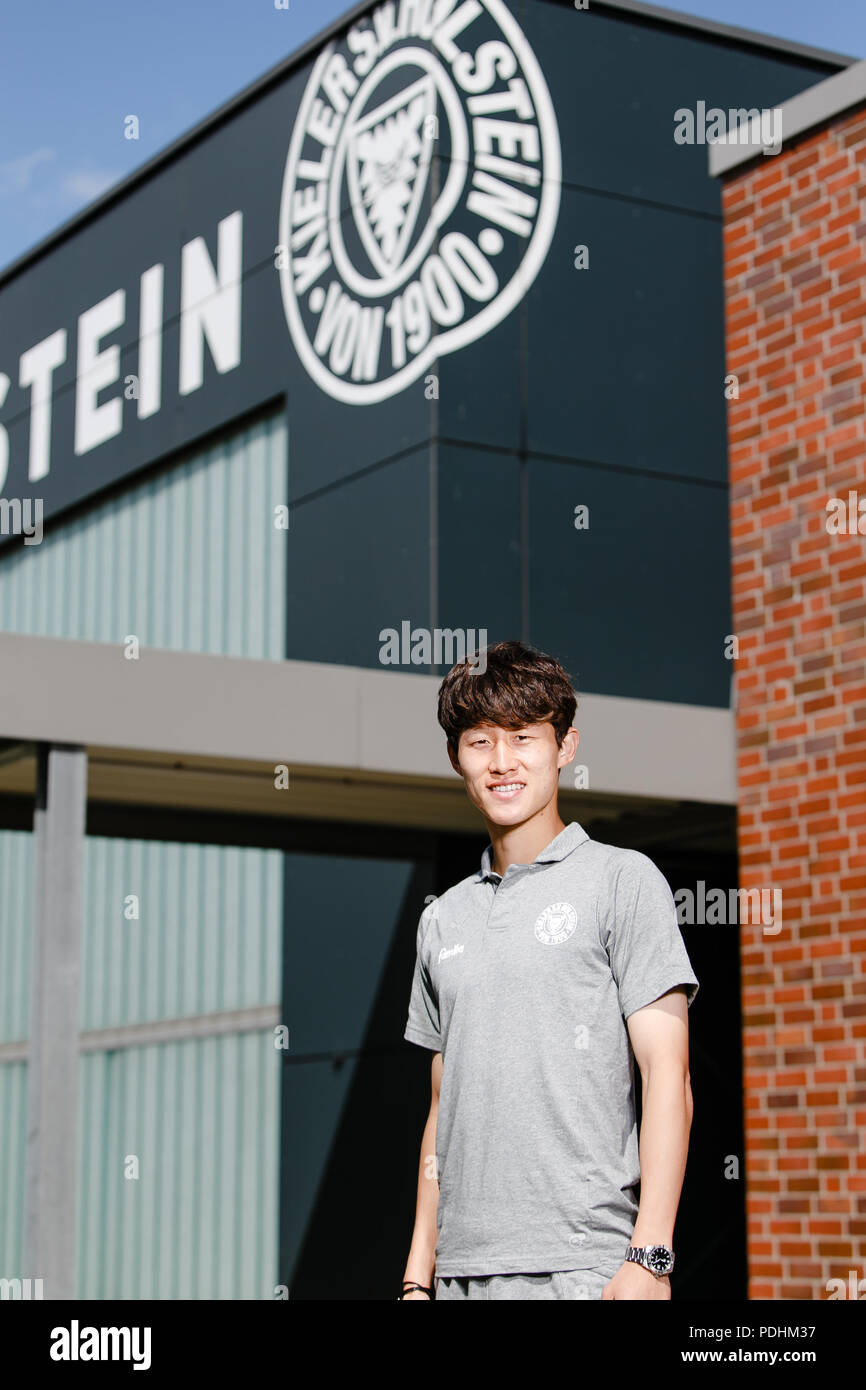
[0,830,283,1039]
[0,831,32,1045]
[78,1032,280,1300]
[81,838,282,1030]
[0,832,32,1286]
[0,407,288,1294]
[0,1062,27,1281]
[0,408,287,657]
[0,834,283,1296]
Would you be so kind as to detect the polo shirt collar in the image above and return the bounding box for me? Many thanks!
[477,821,591,881]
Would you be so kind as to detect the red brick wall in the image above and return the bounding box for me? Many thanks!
[721,108,866,1301]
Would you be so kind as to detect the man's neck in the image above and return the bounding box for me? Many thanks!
[487,807,568,877]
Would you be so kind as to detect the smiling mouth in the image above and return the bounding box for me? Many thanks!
[488,782,526,798]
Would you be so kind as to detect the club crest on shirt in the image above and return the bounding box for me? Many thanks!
[534,901,577,945]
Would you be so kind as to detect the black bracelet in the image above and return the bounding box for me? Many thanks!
[399,1281,433,1298]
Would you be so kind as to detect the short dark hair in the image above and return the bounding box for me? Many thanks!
[437,640,577,754]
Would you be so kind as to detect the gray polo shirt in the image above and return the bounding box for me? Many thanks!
[404,821,699,1278]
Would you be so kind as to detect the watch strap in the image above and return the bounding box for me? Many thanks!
[626,1244,674,1275]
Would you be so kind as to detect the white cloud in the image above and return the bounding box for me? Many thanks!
[0,147,121,209]
[60,169,122,202]
[0,146,56,194]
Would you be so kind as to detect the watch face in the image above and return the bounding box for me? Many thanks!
[647,1246,673,1275]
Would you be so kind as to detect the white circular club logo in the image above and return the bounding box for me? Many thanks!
[534,901,577,946]
[278,0,561,404]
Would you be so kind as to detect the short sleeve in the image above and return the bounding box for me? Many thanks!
[600,850,699,1020]
[404,900,442,1051]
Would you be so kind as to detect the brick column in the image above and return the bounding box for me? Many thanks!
[720,109,866,1300]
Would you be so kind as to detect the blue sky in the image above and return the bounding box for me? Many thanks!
[2,0,864,272]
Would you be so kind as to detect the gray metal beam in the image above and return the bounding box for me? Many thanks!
[0,632,736,804]
[23,744,87,1299]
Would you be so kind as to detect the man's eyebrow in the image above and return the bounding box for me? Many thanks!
[467,724,536,734]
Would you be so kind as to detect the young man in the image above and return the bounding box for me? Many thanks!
[400,641,699,1301]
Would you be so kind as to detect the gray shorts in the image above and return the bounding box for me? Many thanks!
[435,1267,614,1300]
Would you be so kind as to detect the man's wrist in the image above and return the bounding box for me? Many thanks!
[400,1275,434,1299]
[630,1228,673,1249]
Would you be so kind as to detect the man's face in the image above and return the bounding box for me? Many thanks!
[449,720,578,827]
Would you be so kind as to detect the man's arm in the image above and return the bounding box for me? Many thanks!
[603,987,694,1301]
[401,1051,442,1300]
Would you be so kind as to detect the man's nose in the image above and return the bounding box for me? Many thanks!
[489,742,518,771]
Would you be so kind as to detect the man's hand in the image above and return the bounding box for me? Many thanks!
[601,1261,671,1300]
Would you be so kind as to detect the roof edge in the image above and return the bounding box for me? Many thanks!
[0,0,857,287]
[709,55,866,176]
[594,0,858,70]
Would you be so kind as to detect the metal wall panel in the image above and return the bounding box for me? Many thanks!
[75,835,283,1299]
[77,1031,280,1299]
[0,828,283,1295]
[81,838,283,1031]
[0,409,287,659]
[0,830,32,1044]
[0,1061,27,1280]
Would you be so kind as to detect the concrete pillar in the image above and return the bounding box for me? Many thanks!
[23,743,87,1299]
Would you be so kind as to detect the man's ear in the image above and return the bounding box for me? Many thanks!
[446,739,463,776]
[557,727,580,768]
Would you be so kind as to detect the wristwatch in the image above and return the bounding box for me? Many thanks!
[625,1244,675,1277]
